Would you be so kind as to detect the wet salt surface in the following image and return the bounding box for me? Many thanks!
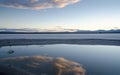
[0,44,120,75]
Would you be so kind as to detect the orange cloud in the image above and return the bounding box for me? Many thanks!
[0,0,80,10]
[53,0,80,8]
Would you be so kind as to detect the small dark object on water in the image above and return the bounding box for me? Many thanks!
[8,50,14,54]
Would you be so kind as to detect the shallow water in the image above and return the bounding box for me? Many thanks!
[0,44,120,75]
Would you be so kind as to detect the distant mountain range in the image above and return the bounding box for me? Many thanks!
[0,28,39,32]
[0,28,120,34]
[76,29,120,33]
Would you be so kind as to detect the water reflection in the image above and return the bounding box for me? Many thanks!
[0,44,120,75]
[0,56,85,75]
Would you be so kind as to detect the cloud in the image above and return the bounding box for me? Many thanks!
[0,0,80,10]
[0,28,77,32]
[30,0,39,3]
[0,56,85,75]
[53,0,80,8]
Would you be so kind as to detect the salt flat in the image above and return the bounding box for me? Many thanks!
[0,34,120,40]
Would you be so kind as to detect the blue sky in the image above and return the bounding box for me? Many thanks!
[0,0,120,31]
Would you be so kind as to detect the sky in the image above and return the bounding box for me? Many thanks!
[0,0,120,31]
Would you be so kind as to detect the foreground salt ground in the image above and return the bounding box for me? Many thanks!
[0,56,85,75]
[0,34,120,40]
